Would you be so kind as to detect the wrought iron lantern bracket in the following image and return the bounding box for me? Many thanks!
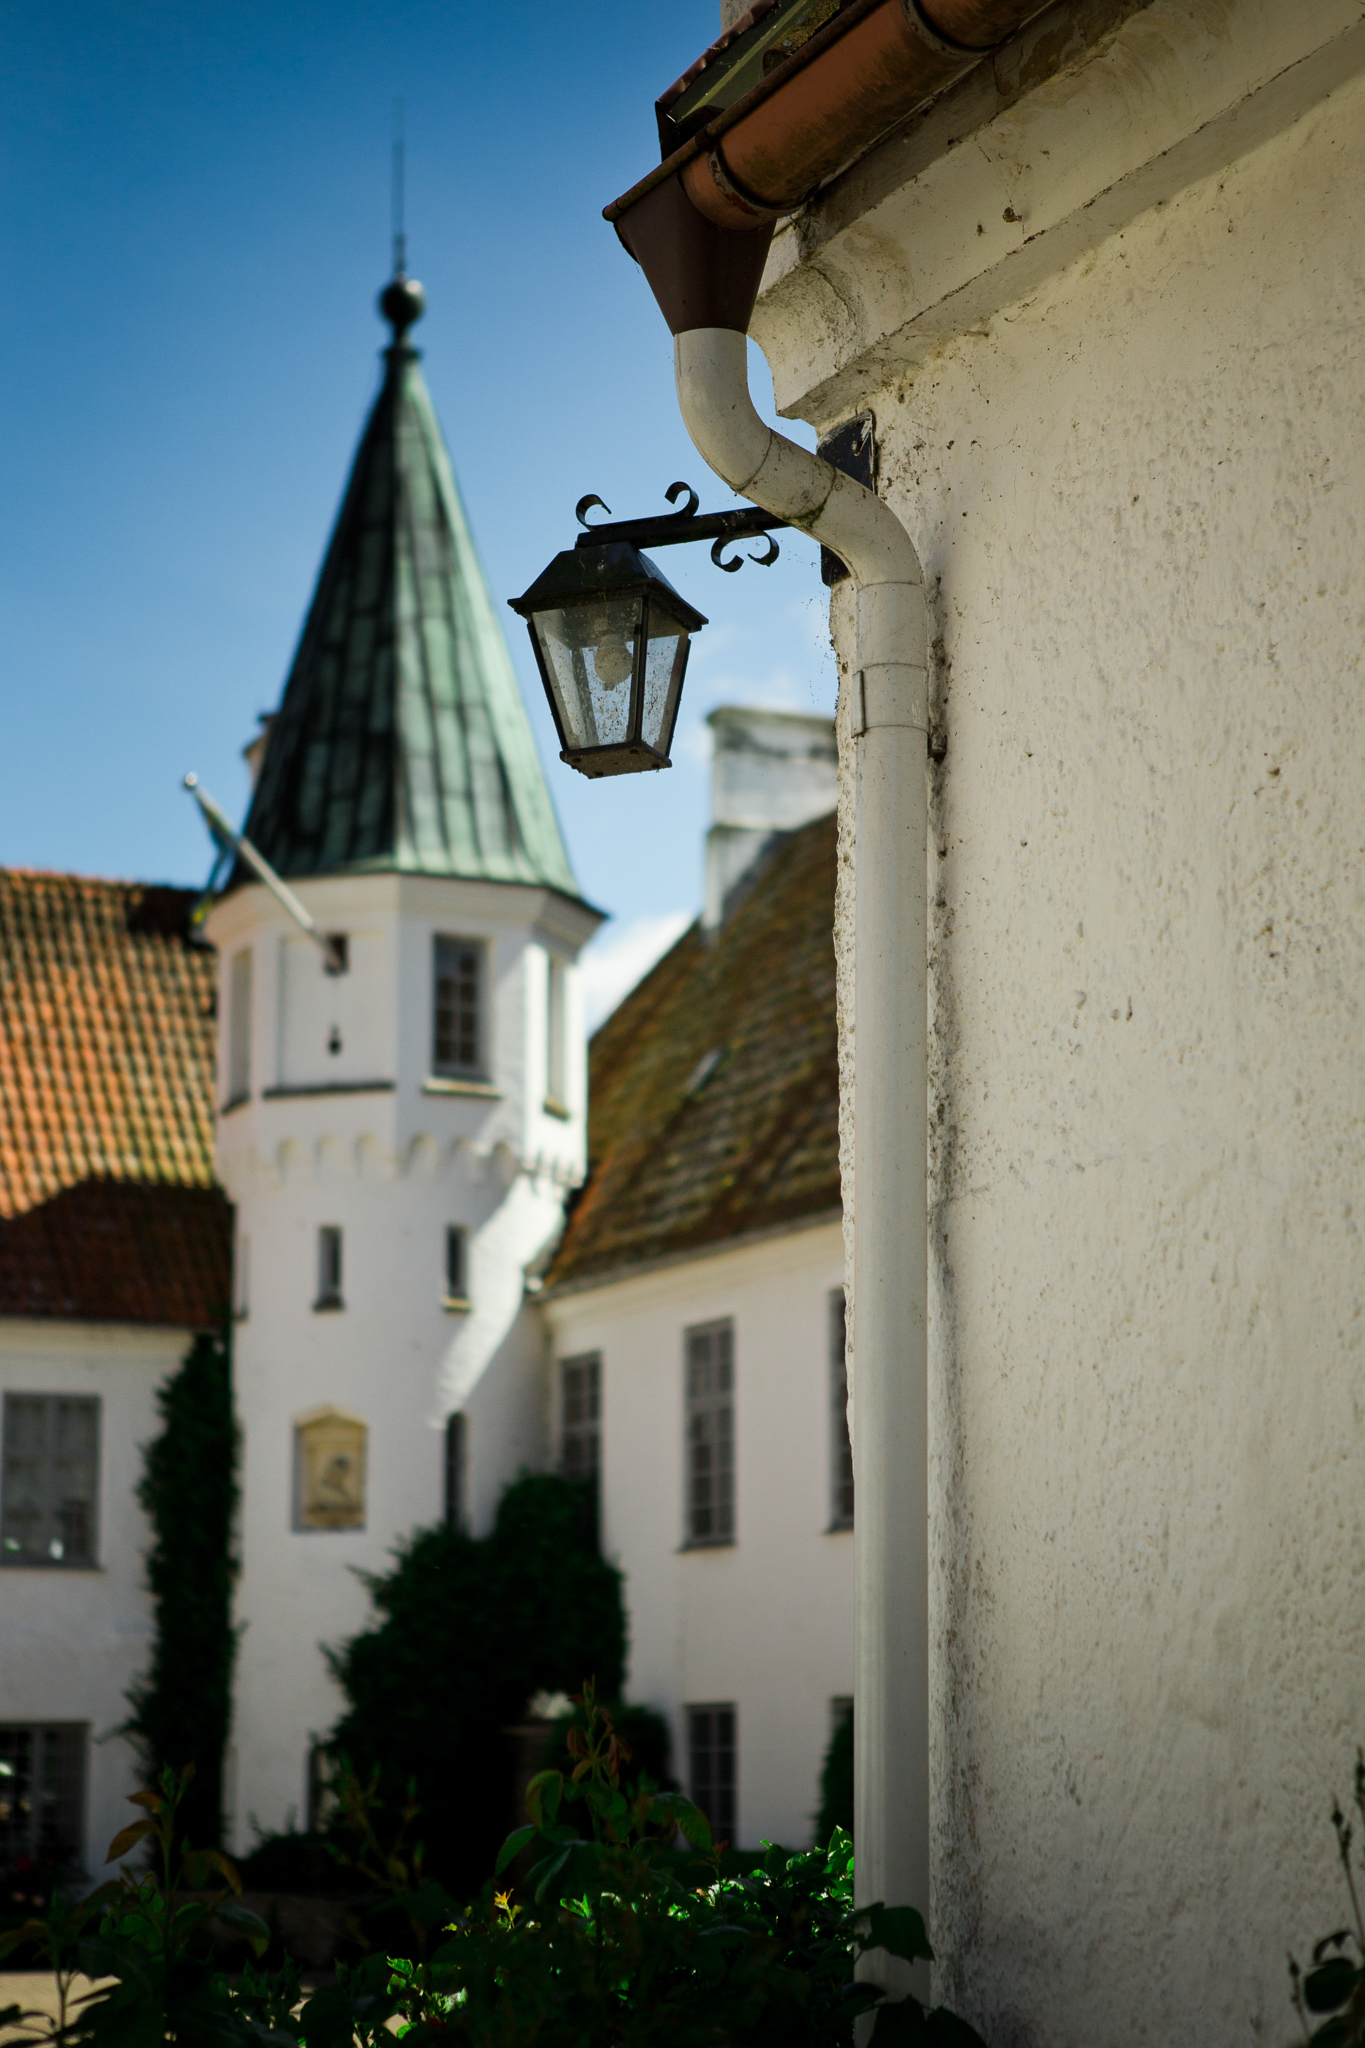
[573,480,788,573]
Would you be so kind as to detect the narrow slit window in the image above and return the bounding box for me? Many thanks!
[545,953,567,1109]
[444,1414,467,1532]
[687,1704,736,1842]
[685,1320,734,1545]
[830,1289,853,1529]
[1,1396,100,1567]
[433,937,484,1077]
[315,1227,343,1311]
[227,948,252,1105]
[560,1355,601,1484]
[445,1226,469,1306]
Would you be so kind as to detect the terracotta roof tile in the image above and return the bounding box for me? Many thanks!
[546,811,839,1292]
[0,869,228,1326]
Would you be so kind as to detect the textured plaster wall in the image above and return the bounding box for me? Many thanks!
[820,70,1365,2047]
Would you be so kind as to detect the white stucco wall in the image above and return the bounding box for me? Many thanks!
[753,11,1365,2041]
[0,1319,186,1878]
[544,1220,852,1851]
[208,872,597,1845]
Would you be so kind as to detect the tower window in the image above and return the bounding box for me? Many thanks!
[433,937,484,1077]
[829,1288,853,1530]
[315,1227,343,1311]
[687,1704,736,1842]
[323,933,348,977]
[560,1354,601,1484]
[545,953,568,1113]
[684,1320,734,1546]
[444,1413,467,1531]
[227,948,252,1106]
[0,1724,86,1870]
[1,1396,100,1567]
[445,1226,469,1309]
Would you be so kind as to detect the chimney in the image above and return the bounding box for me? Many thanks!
[702,705,837,931]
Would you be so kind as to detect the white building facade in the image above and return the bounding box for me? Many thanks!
[607,0,1365,2037]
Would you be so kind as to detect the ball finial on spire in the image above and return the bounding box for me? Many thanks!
[380,272,425,341]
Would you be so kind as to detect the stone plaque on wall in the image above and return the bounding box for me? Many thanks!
[294,1408,366,1531]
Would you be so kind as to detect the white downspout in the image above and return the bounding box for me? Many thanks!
[675,328,930,1991]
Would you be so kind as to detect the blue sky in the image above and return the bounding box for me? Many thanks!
[0,1,835,1018]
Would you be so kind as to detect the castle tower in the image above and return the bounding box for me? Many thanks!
[205,272,600,1845]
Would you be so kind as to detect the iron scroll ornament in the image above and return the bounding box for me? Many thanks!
[573,482,789,573]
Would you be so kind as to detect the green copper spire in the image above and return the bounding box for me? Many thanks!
[238,274,581,901]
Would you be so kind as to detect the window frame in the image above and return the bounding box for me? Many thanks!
[1,1395,101,1570]
[829,1288,853,1531]
[226,947,252,1108]
[545,951,568,1114]
[431,935,487,1081]
[683,1319,735,1548]
[686,1702,737,1843]
[315,1226,343,1312]
[0,1723,87,1870]
[444,1225,470,1310]
[444,1413,467,1532]
[559,1354,601,1487]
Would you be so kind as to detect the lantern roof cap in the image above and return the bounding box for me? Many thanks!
[510,540,708,632]
[231,272,584,903]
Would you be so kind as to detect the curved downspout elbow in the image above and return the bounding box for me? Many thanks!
[674,327,927,728]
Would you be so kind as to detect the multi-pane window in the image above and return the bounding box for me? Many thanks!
[545,953,567,1109]
[433,937,483,1077]
[316,1227,343,1310]
[685,1320,734,1544]
[227,948,252,1105]
[687,1704,736,1842]
[1,1396,99,1567]
[0,1725,86,1869]
[444,1413,467,1531]
[560,1355,601,1483]
[829,1289,853,1530]
[445,1226,469,1307]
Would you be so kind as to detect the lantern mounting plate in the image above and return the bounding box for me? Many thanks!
[574,480,788,573]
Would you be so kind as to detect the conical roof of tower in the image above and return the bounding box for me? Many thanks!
[236,274,582,901]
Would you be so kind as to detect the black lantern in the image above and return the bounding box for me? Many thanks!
[509,540,707,778]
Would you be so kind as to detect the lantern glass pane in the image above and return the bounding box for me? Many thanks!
[531,599,644,751]
[640,610,690,756]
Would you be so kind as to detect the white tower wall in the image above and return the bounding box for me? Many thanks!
[207,869,598,1843]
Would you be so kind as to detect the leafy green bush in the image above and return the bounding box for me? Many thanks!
[0,1692,988,2048]
[123,1330,238,1849]
[326,1473,625,1893]
[1290,1749,1365,2044]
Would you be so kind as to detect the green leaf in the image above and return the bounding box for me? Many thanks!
[525,1770,563,1829]
[651,1792,713,1850]
[215,1900,271,1957]
[494,1825,538,1876]
[105,1818,156,1862]
[1306,1957,1361,2013]
[864,1905,934,1966]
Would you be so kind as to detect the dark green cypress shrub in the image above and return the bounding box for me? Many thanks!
[326,1472,625,1893]
[124,1328,239,1849]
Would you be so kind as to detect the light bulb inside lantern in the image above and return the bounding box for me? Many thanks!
[593,634,634,689]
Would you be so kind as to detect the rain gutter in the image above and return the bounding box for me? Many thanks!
[605,0,1055,234]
